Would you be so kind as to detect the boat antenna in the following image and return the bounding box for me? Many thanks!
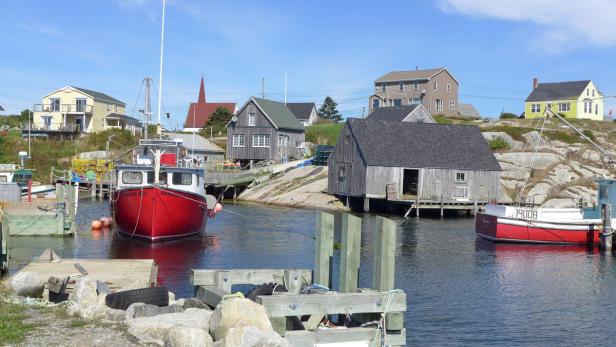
[156,0,166,138]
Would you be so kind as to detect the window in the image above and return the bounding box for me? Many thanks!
[50,98,60,112]
[455,172,466,182]
[146,171,166,184]
[338,166,346,181]
[248,113,256,126]
[531,104,541,113]
[147,171,155,183]
[449,100,456,111]
[0,175,7,182]
[122,171,143,184]
[447,84,452,93]
[172,172,192,185]
[114,104,118,112]
[232,134,245,147]
[372,99,380,109]
[393,99,402,107]
[595,104,598,115]
[381,84,385,91]
[433,82,438,91]
[107,104,111,111]
[435,99,443,112]
[592,90,595,97]
[413,82,419,90]
[399,82,404,91]
[76,98,87,112]
[42,116,52,129]
[252,134,270,147]
[546,103,551,110]
[558,103,570,112]
[410,98,421,105]
[344,134,351,145]
[586,88,589,96]
[584,100,592,113]
[599,185,609,200]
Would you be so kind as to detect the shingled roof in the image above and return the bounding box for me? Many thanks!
[347,119,500,171]
[183,78,236,128]
[366,105,420,122]
[375,68,445,83]
[525,80,591,102]
[252,97,304,131]
[286,102,315,121]
[72,86,125,105]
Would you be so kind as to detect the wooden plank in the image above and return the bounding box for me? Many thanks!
[195,286,229,308]
[191,269,312,287]
[339,213,361,293]
[283,328,406,346]
[314,212,334,288]
[372,216,396,292]
[215,270,232,292]
[256,292,406,317]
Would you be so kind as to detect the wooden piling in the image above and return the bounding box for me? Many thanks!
[339,213,361,293]
[372,216,396,292]
[440,194,444,218]
[98,180,103,201]
[314,211,334,288]
[415,196,420,218]
[600,203,612,250]
[91,182,96,200]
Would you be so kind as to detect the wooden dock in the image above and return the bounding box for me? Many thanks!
[14,252,157,292]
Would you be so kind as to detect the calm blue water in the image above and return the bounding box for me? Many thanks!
[9,199,616,346]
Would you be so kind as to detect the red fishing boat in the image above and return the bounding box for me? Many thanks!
[111,139,221,241]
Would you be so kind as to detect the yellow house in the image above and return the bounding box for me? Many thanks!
[32,86,141,134]
[524,79,603,120]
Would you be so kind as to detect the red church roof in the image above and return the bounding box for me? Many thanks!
[183,78,235,128]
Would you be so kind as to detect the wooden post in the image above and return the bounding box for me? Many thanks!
[314,211,334,288]
[372,216,396,292]
[67,183,75,217]
[73,182,79,216]
[56,183,64,202]
[233,186,237,201]
[600,203,612,251]
[415,196,420,218]
[440,194,444,218]
[473,199,478,216]
[363,197,370,213]
[98,180,103,201]
[339,213,361,293]
[91,182,96,200]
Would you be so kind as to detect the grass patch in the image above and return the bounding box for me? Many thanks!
[67,319,91,328]
[0,301,38,344]
[582,129,595,141]
[488,136,510,151]
[543,130,578,144]
[433,115,453,124]
[305,123,344,145]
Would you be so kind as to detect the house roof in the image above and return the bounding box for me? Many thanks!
[104,112,141,124]
[347,119,501,171]
[183,78,235,128]
[457,103,481,119]
[375,68,446,83]
[252,97,304,131]
[525,80,591,102]
[366,105,421,122]
[162,132,224,153]
[72,86,126,105]
[286,102,315,121]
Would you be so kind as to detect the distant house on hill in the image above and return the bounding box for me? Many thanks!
[286,102,318,126]
[327,119,500,211]
[369,67,459,117]
[457,103,481,119]
[162,132,224,164]
[524,78,603,120]
[32,86,141,135]
[226,97,305,164]
[183,78,236,132]
[366,104,434,123]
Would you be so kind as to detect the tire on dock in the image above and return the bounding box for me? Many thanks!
[105,286,169,310]
[246,283,304,330]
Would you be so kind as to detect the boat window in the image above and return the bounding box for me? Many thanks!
[172,172,192,185]
[147,171,154,183]
[159,172,168,184]
[122,171,143,184]
[0,175,7,182]
[599,185,609,200]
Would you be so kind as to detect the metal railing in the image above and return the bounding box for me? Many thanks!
[22,122,81,132]
[33,103,93,113]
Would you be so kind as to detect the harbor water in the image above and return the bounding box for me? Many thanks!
[9,199,616,346]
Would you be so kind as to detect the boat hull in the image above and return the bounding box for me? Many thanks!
[112,186,209,242]
[476,212,601,244]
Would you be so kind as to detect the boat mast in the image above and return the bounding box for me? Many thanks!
[143,77,152,140]
[156,0,166,138]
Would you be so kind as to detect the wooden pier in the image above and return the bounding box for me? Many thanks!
[192,212,407,346]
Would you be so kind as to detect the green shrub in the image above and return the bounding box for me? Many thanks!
[488,136,510,151]
[481,125,526,141]
[543,130,577,144]
[306,123,344,145]
[499,112,519,119]
[433,115,453,124]
[582,129,595,141]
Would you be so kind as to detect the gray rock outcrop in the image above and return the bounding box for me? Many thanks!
[128,308,213,341]
[10,272,45,298]
[209,298,273,342]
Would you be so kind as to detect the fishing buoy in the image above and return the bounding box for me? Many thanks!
[91,220,102,230]
[101,217,111,227]
[214,202,223,214]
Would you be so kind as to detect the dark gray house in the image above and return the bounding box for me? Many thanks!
[328,119,500,211]
[226,97,305,164]
[366,104,434,123]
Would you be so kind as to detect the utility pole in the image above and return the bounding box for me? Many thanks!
[362,107,366,118]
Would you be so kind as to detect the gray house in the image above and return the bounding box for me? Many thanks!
[369,67,459,117]
[328,119,500,211]
[226,97,305,164]
[286,102,318,126]
[366,104,435,123]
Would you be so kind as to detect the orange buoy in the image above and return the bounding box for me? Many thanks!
[91,220,102,229]
[214,203,223,214]
[101,217,111,227]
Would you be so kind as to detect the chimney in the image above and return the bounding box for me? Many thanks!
[532,77,538,90]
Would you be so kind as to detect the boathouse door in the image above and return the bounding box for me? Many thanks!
[402,169,419,198]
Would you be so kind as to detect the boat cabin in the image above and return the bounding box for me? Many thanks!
[0,164,33,186]
[584,179,616,219]
[116,166,205,195]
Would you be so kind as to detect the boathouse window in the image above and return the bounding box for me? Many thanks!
[248,113,256,126]
[599,185,609,200]
[455,172,466,182]
[172,172,192,186]
[232,134,245,147]
[338,166,346,181]
[252,134,270,148]
[122,171,143,184]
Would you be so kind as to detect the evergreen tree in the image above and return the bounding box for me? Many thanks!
[318,96,342,122]
[200,106,233,138]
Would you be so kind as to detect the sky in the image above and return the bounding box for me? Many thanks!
[1,0,616,129]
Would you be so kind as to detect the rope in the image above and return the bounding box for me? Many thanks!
[374,289,404,346]
[130,187,144,239]
[518,116,548,205]
[153,186,207,207]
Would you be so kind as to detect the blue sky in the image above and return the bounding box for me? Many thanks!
[1,0,616,128]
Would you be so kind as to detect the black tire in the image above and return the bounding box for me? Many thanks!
[105,286,169,310]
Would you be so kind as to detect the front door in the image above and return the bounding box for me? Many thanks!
[75,119,82,132]
[337,162,351,194]
[402,169,419,197]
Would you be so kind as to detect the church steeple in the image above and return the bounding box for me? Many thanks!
[198,77,206,103]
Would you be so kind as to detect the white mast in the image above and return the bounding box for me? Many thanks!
[143,77,152,139]
[284,72,287,105]
[156,0,166,137]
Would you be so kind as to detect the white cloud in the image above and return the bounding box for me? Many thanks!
[439,0,616,50]
[17,23,62,38]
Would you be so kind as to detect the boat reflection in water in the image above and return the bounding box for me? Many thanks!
[107,233,220,290]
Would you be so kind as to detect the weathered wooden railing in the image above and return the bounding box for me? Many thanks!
[191,212,406,346]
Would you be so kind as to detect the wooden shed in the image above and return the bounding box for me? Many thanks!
[226,97,305,164]
[327,119,501,212]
